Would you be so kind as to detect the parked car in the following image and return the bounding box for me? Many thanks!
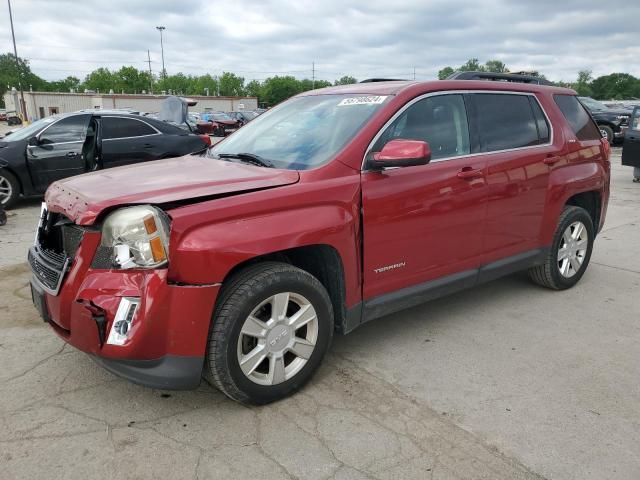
[621,106,640,179]
[29,75,609,404]
[578,96,631,144]
[0,109,7,121]
[0,112,209,208]
[200,112,241,136]
[227,110,259,126]
[6,111,21,126]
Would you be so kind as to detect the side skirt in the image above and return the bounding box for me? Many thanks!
[344,248,548,334]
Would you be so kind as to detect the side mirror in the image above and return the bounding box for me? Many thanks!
[369,139,431,169]
[28,136,40,146]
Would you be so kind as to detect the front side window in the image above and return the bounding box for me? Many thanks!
[472,94,541,152]
[372,94,470,161]
[554,95,601,141]
[39,115,90,144]
[102,117,157,140]
[209,94,390,170]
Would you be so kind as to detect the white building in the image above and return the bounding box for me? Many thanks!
[3,89,258,122]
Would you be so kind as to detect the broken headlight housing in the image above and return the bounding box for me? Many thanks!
[101,205,170,269]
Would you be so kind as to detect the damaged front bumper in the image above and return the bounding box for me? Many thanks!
[29,227,220,390]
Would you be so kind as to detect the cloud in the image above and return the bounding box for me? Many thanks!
[2,0,639,83]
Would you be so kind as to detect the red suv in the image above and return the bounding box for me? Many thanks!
[29,77,610,404]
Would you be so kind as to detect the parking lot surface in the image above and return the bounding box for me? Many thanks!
[1,148,638,480]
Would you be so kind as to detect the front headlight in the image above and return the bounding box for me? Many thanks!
[101,205,170,269]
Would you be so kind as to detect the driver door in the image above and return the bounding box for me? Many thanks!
[361,94,489,305]
[622,107,640,168]
[26,114,90,192]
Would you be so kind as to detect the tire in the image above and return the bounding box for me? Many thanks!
[206,261,334,404]
[529,206,594,290]
[0,169,20,209]
[599,125,614,145]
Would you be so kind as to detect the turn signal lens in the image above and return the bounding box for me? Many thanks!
[143,214,158,234]
[149,236,166,262]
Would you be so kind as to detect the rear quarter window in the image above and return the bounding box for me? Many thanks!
[554,95,601,141]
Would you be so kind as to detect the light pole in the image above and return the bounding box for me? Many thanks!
[156,26,166,79]
[7,0,27,122]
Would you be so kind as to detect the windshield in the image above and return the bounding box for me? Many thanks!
[3,116,59,142]
[578,97,607,111]
[211,113,233,121]
[208,94,390,170]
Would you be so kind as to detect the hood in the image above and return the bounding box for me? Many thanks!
[45,155,300,225]
[591,108,632,117]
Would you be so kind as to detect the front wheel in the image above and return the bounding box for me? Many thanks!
[206,262,334,404]
[599,125,614,145]
[0,169,19,209]
[529,206,594,290]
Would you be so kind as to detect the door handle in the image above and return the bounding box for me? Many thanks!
[66,152,78,158]
[543,156,561,165]
[143,144,153,149]
[456,167,483,179]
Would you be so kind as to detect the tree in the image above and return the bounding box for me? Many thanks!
[244,79,263,98]
[0,53,48,107]
[83,67,116,93]
[218,72,245,96]
[299,79,331,91]
[157,72,191,95]
[113,66,151,93]
[48,76,81,93]
[437,66,455,80]
[334,75,358,85]
[591,73,640,100]
[261,76,303,105]
[573,70,593,96]
[484,60,508,73]
[189,74,218,96]
[459,58,484,72]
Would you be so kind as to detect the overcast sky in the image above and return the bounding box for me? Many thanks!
[3,0,640,84]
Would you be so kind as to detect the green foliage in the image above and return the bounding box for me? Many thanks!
[334,75,358,85]
[590,73,640,100]
[260,76,303,105]
[83,67,116,93]
[484,60,509,73]
[437,66,455,80]
[218,72,245,96]
[0,53,48,107]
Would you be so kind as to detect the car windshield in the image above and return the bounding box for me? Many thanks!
[578,97,607,111]
[208,94,390,170]
[240,111,258,120]
[2,116,59,142]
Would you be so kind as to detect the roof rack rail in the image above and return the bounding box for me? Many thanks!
[446,71,553,86]
[360,78,407,83]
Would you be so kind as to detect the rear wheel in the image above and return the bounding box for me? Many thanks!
[206,262,334,404]
[529,206,594,290]
[0,169,19,209]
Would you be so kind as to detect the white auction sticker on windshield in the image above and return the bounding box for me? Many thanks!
[337,96,388,106]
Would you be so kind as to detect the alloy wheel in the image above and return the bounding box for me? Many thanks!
[0,175,12,205]
[236,292,318,386]
[557,221,588,278]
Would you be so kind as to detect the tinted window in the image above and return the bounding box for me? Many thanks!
[473,94,540,152]
[102,117,157,139]
[39,115,90,144]
[374,94,470,161]
[529,97,550,143]
[555,95,601,141]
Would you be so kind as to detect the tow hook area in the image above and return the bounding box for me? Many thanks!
[78,300,108,347]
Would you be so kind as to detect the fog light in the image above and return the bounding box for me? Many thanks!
[106,297,140,346]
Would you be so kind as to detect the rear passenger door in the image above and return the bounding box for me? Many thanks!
[468,92,558,269]
[99,116,163,168]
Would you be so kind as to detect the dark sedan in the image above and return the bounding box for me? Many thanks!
[0,112,209,207]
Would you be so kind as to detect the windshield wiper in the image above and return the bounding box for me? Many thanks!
[217,152,274,168]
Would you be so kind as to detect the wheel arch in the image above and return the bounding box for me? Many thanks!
[218,244,349,334]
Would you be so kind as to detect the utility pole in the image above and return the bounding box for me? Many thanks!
[156,26,166,79]
[312,62,315,90]
[7,0,27,122]
[413,67,416,80]
[146,50,153,94]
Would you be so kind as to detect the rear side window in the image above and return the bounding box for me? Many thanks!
[102,117,157,139]
[472,94,542,152]
[529,97,550,144]
[554,95,601,141]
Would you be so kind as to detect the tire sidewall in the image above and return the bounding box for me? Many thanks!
[600,125,613,145]
[550,208,594,289]
[217,270,333,403]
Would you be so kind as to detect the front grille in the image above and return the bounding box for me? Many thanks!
[29,206,84,295]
